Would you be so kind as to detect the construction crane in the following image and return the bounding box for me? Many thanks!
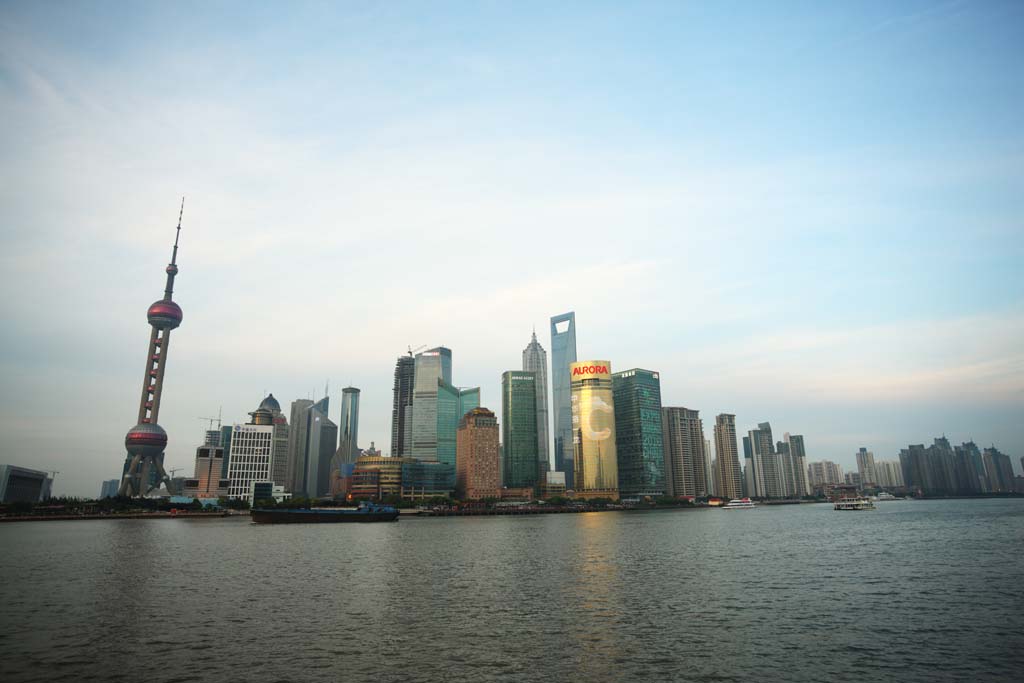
[169,468,182,477]
[408,344,427,356]
[198,407,223,431]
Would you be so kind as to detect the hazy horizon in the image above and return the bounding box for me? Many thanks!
[1,1,1022,497]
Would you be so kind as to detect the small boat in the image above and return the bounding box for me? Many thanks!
[251,501,400,524]
[834,496,876,511]
[875,492,899,501]
[721,497,756,509]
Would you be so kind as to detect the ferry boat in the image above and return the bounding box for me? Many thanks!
[721,497,756,510]
[250,501,400,524]
[833,497,876,511]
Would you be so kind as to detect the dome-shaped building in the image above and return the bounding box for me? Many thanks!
[258,393,281,413]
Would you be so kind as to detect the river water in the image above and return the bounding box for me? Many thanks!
[1,499,1022,682]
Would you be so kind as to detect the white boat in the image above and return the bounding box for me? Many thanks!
[875,492,899,501]
[721,497,756,509]
[834,496,876,511]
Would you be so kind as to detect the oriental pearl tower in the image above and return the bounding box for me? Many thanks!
[118,200,186,497]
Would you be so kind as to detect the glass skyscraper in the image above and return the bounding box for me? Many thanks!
[611,369,666,498]
[502,371,539,489]
[410,347,479,466]
[550,312,577,488]
[338,387,360,464]
[521,331,550,474]
[570,360,618,498]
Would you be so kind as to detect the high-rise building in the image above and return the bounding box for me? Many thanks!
[456,407,501,500]
[704,438,716,496]
[337,387,361,464]
[410,347,479,467]
[522,330,550,474]
[784,434,810,497]
[119,201,186,497]
[390,354,415,456]
[225,395,291,500]
[570,361,619,499]
[550,312,577,488]
[284,396,337,498]
[807,460,844,488]
[286,399,313,493]
[984,447,1015,493]
[181,443,229,500]
[874,460,904,488]
[99,479,119,499]
[855,447,877,486]
[713,414,743,500]
[662,407,709,497]
[611,369,665,499]
[501,371,540,489]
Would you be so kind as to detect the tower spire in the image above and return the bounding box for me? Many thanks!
[164,197,184,300]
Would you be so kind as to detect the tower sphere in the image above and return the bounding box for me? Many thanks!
[166,264,178,275]
[125,422,168,458]
[147,300,183,329]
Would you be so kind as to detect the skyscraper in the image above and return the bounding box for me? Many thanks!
[662,407,709,497]
[338,387,360,464]
[410,347,480,467]
[522,330,550,475]
[550,312,577,488]
[119,201,186,497]
[744,422,784,498]
[286,399,313,493]
[390,355,415,456]
[456,407,501,500]
[612,369,665,498]
[785,433,810,497]
[714,414,743,500]
[570,361,619,499]
[226,396,287,500]
[502,371,539,489]
[855,447,877,486]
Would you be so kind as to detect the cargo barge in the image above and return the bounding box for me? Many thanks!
[251,502,399,524]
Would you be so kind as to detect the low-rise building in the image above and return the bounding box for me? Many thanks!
[0,465,53,503]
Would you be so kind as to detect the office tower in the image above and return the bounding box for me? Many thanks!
[662,407,709,497]
[286,399,314,493]
[181,442,229,499]
[284,396,337,498]
[502,371,540,489]
[410,347,479,467]
[244,394,290,488]
[119,201,186,497]
[569,361,619,499]
[550,312,577,488]
[855,448,877,486]
[226,399,277,500]
[410,347,453,461]
[522,330,550,474]
[0,465,53,503]
[612,369,665,498]
[390,355,415,456]
[338,387,361,464]
[456,407,501,500]
[713,414,743,500]
[99,479,119,499]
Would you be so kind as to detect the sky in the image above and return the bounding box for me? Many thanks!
[0,1,1022,497]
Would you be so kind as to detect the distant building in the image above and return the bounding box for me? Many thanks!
[550,312,577,488]
[612,369,665,498]
[541,470,566,498]
[984,447,1015,493]
[784,434,810,497]
[570,361,619,500]
[744,422,784,498]
[250,481,290,506]
[390,355,416,457]
[286,396,336,498]
[99,479,119,499]
[227,395,293,500]
[456,407,501,500]
[807,460,844,488]
[501,371,540,489]
[522,330,551,474]
[351,455,409,500]
[662,408,708,497]
[286,399,314,494]
[401,460,456,500]
[844,472,862,488]
[0,465,53,503]
[855,448,877,486]
[713,414,743,500]
[874,460,904,488]
[410,347,480,467]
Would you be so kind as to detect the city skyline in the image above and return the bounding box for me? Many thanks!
[1,3,1022,497]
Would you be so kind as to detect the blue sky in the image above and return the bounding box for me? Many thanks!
[1,1,1022,496]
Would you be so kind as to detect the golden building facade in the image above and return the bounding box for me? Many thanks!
[570,361,619,500]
